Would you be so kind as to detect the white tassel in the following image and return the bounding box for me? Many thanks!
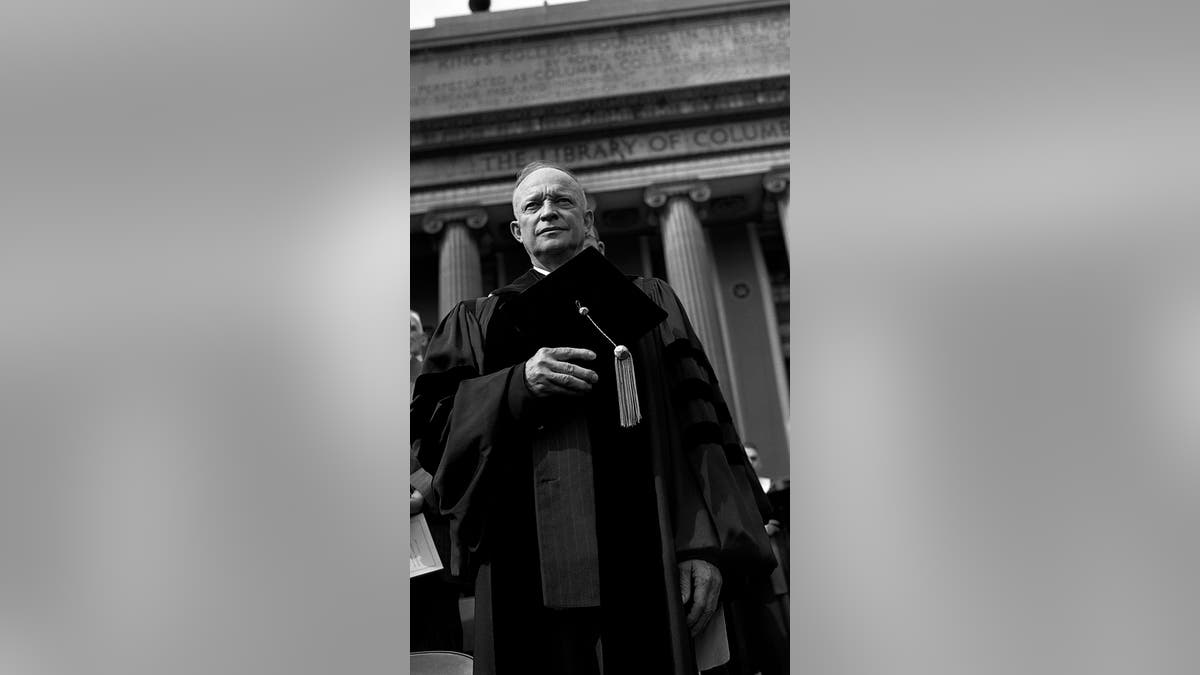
[614,345,641,427]
[578,301,643,427]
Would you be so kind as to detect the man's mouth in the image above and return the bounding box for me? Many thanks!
[537,225,567,235]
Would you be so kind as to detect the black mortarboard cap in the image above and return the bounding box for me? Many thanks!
[502,246,667,349]
[502,247,667,426]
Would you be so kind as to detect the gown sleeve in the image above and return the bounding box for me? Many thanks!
[639,279,776,578]
[410,299,527,576]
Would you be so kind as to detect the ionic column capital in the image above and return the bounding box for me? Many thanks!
[763,168,791,254]
[643,181,711,209]
[762,168,789,195]
[422,207,489,235]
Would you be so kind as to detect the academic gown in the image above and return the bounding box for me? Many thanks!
[411,270,777,675]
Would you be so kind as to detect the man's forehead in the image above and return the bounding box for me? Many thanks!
[513,167,583,198]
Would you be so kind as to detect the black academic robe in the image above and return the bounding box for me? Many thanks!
[410,270,776,675]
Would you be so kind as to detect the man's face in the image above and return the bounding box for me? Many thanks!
[509,168,593,269]
[745,446,761,472]
[409,315,427,359]
[584,225,606,255]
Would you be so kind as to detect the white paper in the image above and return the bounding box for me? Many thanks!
[409,513,443,578]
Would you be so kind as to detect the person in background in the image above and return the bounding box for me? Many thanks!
[410,309,466,653]
[583,225,606,255]
[742,442,788,560]
[737,441,790,675]
[743,442,774,496]
[410,311,429,392]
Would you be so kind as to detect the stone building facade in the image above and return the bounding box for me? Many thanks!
[410,0,791,477]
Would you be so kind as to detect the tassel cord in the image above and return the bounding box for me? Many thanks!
[576,300,642,427]
[575,300,619,351]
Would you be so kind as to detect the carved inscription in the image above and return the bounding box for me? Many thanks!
[411,9,790,120]
[411,116,789,187]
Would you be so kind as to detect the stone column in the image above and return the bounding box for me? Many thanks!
[423,207,488,318]
[763,168,790,254]
[644,181,732,390]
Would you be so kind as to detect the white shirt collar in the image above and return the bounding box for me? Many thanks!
[489,265,548,296]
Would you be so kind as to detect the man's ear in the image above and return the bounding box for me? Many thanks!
[509,220,522,242]
[583,209,595,230]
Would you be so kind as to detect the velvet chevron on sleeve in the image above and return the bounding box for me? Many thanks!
[636,278,776,579]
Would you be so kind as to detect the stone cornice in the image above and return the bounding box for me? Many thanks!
[421,207,489,235]
[412,0,788,50]
[411,79,789,152]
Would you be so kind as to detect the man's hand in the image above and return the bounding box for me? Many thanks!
[409,489,425,515]
[678,559,723,636]
[523,347,598,398]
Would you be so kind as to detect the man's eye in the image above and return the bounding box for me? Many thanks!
[556,198,573,206]
[523,202,539,212]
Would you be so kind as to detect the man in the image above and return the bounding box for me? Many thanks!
[410,311,429,389]
[583,225,605,255]
[738,442,791,675]
[743,443,773,495]
[411,162,775,674]
[410,309,466,653]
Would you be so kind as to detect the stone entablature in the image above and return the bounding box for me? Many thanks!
[411,6,789,120]
[411,79,788,151]
[413,115,789,188]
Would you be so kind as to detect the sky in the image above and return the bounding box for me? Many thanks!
[410,0,586,29]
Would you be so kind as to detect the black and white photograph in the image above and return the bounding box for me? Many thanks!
[409,1,790,672]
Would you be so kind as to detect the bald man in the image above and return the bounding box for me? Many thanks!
[411,161,775,675]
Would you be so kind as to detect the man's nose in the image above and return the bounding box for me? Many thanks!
[537,199,559,219]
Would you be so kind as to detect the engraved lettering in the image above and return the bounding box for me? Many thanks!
[411,9,789,119]
[412,116,790,187]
